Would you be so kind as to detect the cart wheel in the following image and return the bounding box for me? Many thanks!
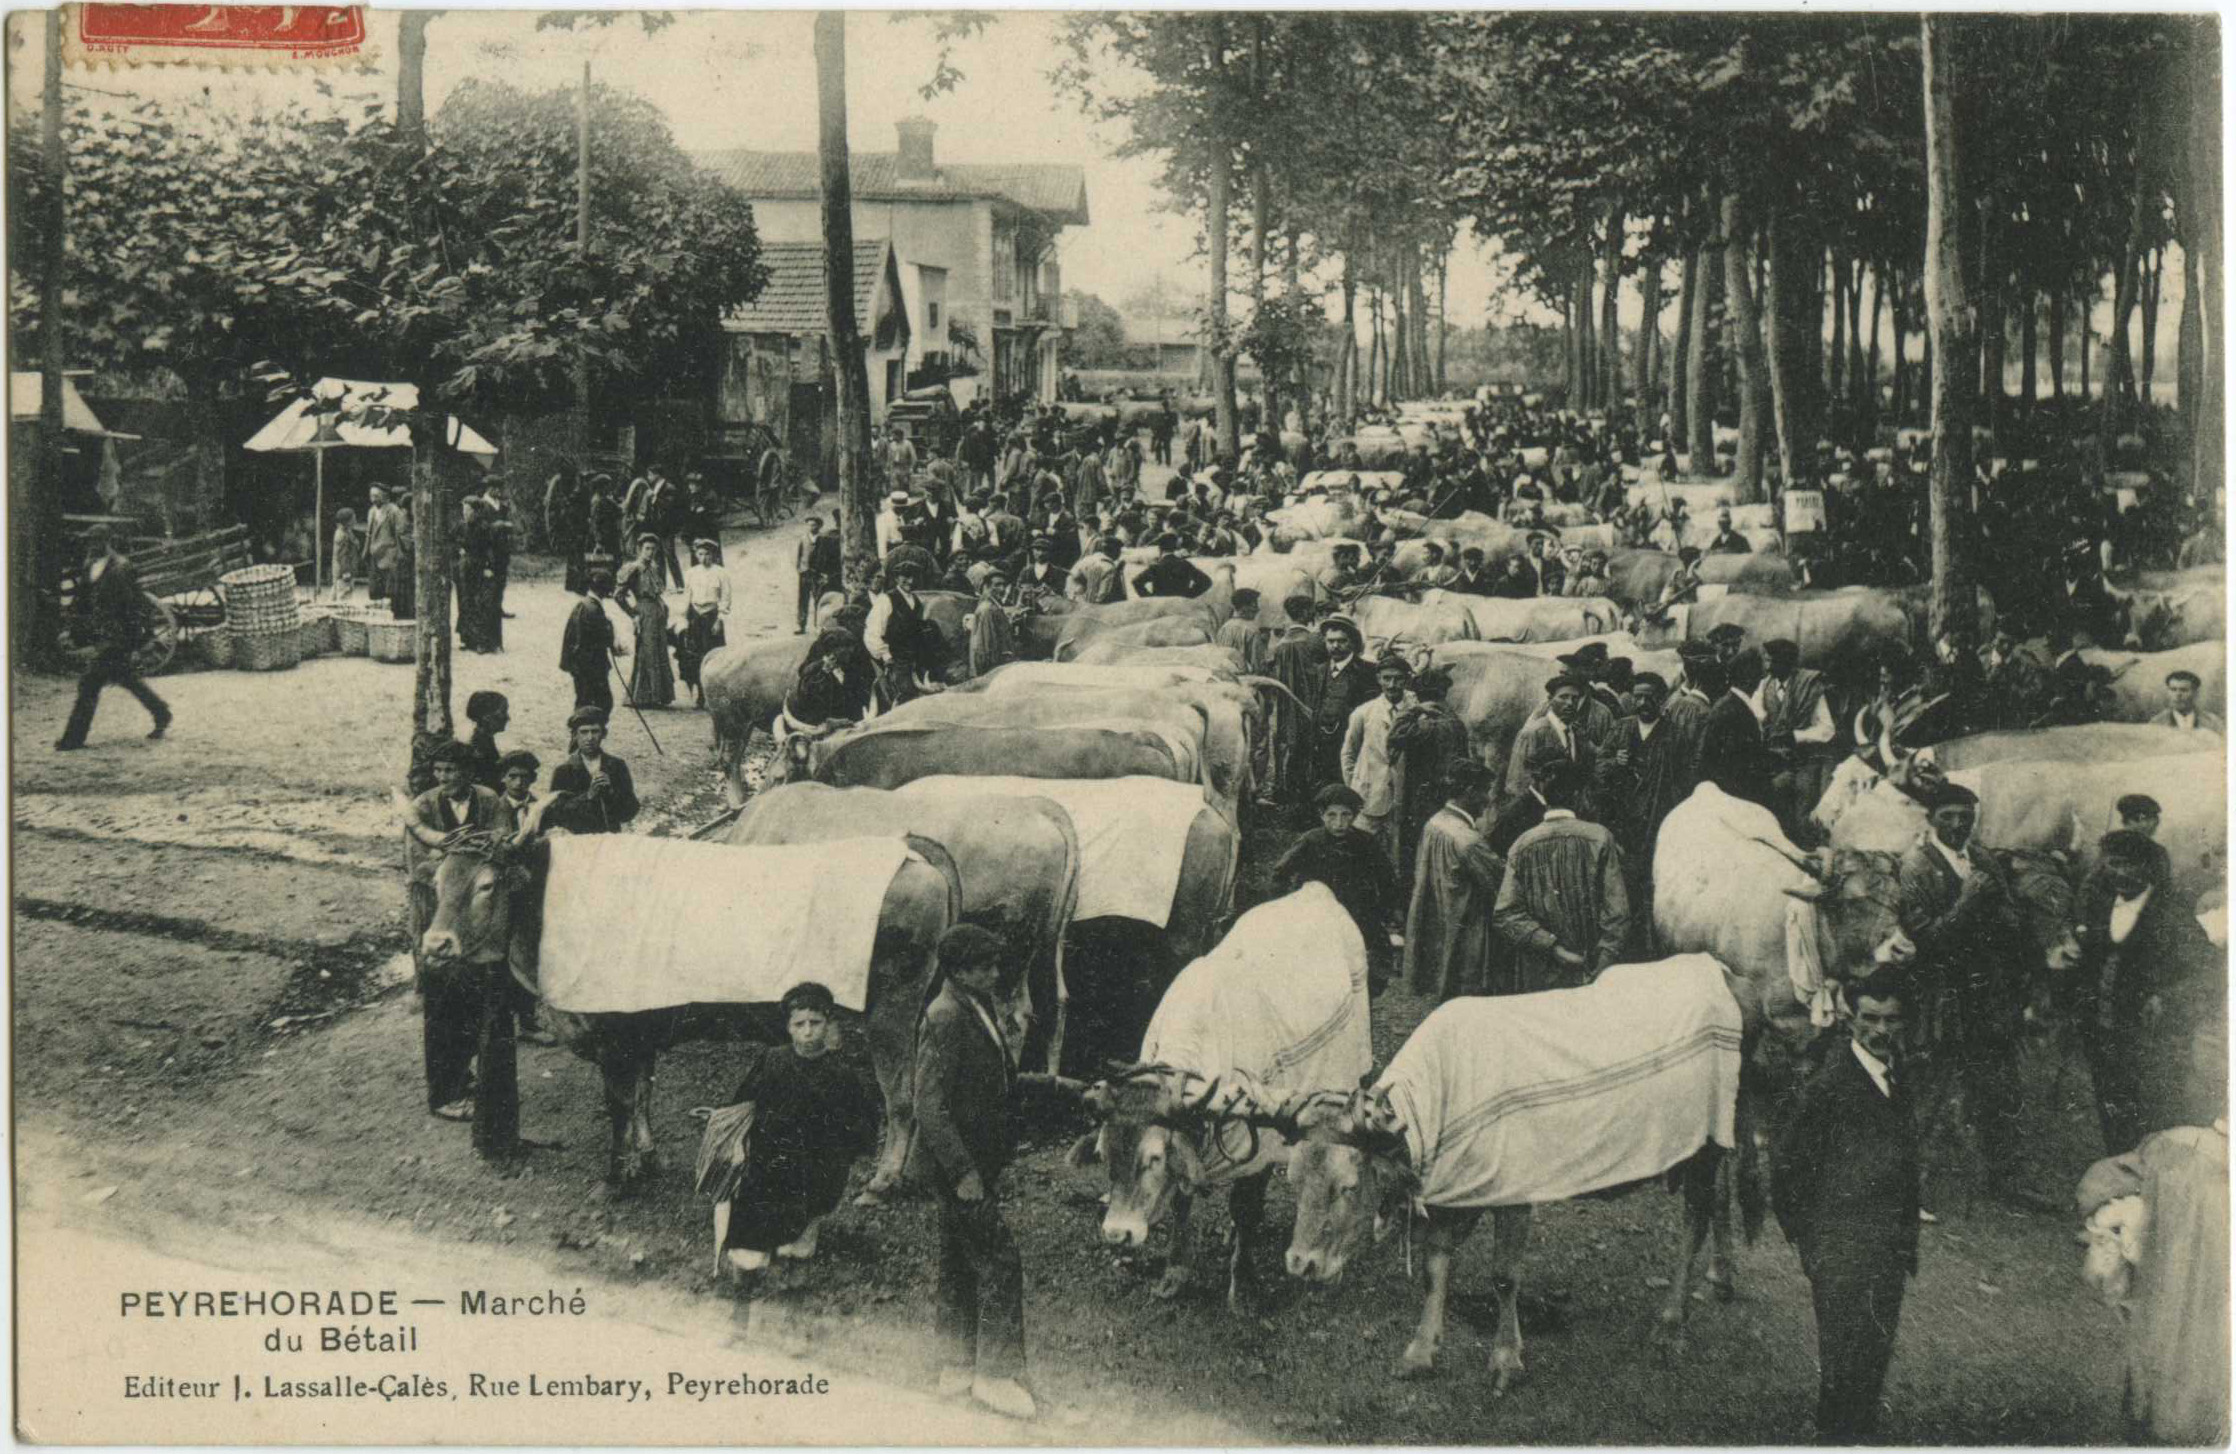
[135,592,179,675]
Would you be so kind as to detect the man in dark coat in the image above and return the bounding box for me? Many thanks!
[1131,533,1214,598]
[912,924,1037,1420]
[1266,595,1329,805]
[1696,647,1783,812]
[1893,780,2033,1202]
[1773,971,1921,1443]
[1491,760,1629,993]
[797,514,842,635]
[2071,829,2221,1155]
[864,556,947,708]
[559,569,621,713]
[1404,760,1504,1002]
[401,739,520,1157]
[546,706,640,835]
[545,472,585,594]
[1387,665,1474,885]
[1597,671,1691,939]
[1273,784,1401,992]
[1314,616,1379,790]
[56,525,171,751]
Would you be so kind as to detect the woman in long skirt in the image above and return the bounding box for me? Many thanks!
[613,533,676,707]
[676,537,731,706]
[715,982,877,1273]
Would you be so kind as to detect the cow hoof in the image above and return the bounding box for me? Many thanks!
[1489,1348,1525,1396]
[852,1188,889,1209]
[1151,1267,1190,1301]
[1398,1343,1437,1379]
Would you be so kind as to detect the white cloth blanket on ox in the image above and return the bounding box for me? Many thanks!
[1379,956,1743,1210]
[1141,885,1374,1183]
[898,775,1208,928]
[535,835,916,1015]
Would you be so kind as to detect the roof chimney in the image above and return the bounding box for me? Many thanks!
[896,116,937,182]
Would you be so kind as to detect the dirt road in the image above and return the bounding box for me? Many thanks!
[11,478,2134,1443]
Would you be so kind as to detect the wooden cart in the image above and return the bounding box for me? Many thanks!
[56,521,256,674]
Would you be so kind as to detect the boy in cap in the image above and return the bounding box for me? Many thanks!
[548,706,639,835]
[1273,783,1402,993]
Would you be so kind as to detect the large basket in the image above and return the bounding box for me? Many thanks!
[192,627,234,670]
[367,618,416,664]
[296,615,336,659]
[231,626,302,672]
[333,607,371,656]
[218,564,302,634]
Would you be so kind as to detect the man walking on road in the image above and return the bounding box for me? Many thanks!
[797,515,840,634]
[913,923,1037,1421]
[56,524,170,751]
[559,569,623,713]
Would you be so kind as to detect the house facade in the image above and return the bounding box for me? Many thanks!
[718,238,911,472]
[699,119,1087,412]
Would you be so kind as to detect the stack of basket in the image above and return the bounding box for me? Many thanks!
[367,616,416,664]
[220,564,303,672]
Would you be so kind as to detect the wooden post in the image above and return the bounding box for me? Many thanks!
[1921,15,1978,651]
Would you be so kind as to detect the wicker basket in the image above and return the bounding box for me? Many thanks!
[232,626,302,672]
[295,614,337,658]
[194,628,235,669]
[367,618,416,664]
[218,564,303,634]
[334,607,371,656]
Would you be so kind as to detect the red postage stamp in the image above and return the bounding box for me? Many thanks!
[64,4,369,68]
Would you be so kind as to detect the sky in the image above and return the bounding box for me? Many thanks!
[6,8,1531,332]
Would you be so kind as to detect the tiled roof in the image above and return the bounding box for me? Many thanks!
[726,240,888,335]
[695,149,1089,224]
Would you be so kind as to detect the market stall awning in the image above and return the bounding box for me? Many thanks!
[242,378,496,456]
[9,372,138,437]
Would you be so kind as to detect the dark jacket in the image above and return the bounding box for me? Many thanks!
[547,751,638,834]
[1696,692,1780,812]
[910,981,1014,1188]
[1272,825,1400,947]
[76,552,146,651]
[2072,867,2218,1038]
[803,532,842,582]
[1317,656,1380,739]
[1895,836,2031,1037]
[1772,1042,1921,1275]
[1131,553,1214,599]
[559,595,616,676]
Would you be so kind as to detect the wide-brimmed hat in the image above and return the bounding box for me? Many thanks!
[1555,641,1611,670]
[1319,616,1365,652]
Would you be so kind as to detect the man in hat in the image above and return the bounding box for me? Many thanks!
[364,484,402,602]
[1388,662,1474,885]
[1273,783,1402,992]
[865,555,946,708]
[547,705,640,836]
[1506,672,1603,818]
[885,423,919,493]
[56,524,172,751]
[1696,646,1782,812]
[1762,638,1836,838]
[1315,615,1378,790]
[1705,621,1748,664]
[1493,758,1629,994]
[1772,968,1921,1444]
[1598,670,1692,937]
[1342,656,1417,865]
[1067,440,1105,524]
[1214,588,1270,674]
[797,514,842,635]
[559,568,623,713]
[876,490,912,562]
[1894,779,2036,1204]
[1405,760,1504,1002]
[2153,669,2225,733]
[1451,545,1498,597]
[1314,541,1364,598]
[1033,493,1082,571]
[1065,533,1126,606]
[400,738,520,1150]
[1016,535,1068,598]
[1706,506,1752,555]
[1132,533,1213,599]
[1522,531,1564,597]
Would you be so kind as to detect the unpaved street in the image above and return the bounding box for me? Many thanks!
[12,485,2135,1443]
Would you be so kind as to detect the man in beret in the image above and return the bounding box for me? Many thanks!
[547,706,639,835]
[1598,669,1689,937]
[1521,531,1564,597]
[1342,656,1417,866]
[1016,535,1068,598]
[1131,532,1213,599]
[1894,779,2037,1205]
[1506,672,1603,813]
[399,738,520,1148]
[2153,669,2225,733]
[1388,662,1475,885]
[1273,783,1402,993]
[559,568,623,714]
[1705,621,1748,664]
[1706,506,1751,555]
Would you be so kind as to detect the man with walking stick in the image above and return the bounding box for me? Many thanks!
[559,568,624,713]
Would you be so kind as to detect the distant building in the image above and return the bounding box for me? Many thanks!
[1119,314,1205,378]
[717,239,910,469]
[699,118,1088,410]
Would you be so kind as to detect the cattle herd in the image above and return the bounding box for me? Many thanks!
[415,395,2225,1403]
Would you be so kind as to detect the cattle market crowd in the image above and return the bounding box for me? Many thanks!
[64,381,2224,1440]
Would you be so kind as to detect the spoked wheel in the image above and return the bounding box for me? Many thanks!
[134,592,180,675]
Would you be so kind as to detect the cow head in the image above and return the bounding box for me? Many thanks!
[767,719,846,787]
[1241,1084,1417,1286]
[417,794,565,969]
[1065,1066,1245,1249]
[1996,847,2083,976]
[1773,842,1912,978]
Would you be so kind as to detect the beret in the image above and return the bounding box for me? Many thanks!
[567,706,609,730]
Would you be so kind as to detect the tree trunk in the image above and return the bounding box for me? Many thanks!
[1847,257,1868,418]
[2048,286,2066,399]
[1979,201,2005,451]
[1435,243,1450,394]
[397,11,432,145]
[1338,251,1357,422]
[1205,22,1238,462]
[1250,142,1273,428]
[1368,285,1385,409]
[2140,247,2162,401]
[1599,209,1624,409]
[1922,15,1979,651]
[2080,290,2092,401]
[815,12,877,583]
[1866,263,1884,425]
[1721,193,1770,501]
[2188,15,2224,503]
[1764,201,1820,491]
[1635,262,1661,413]
[1889,271,1907,423]
[19,7,65,668]
[398,7,450,788]
[2105,171,2152,432]
[1668,251,1696,445]
[1829,250,1849,407]
[2178,246,2203,420]
[1688,238,1721,472]
[573,59,593,458]
[1577,262,1598,410]
[2020,288,2038,417]
[1390,263,1410,402]
[1286,228,1309,432]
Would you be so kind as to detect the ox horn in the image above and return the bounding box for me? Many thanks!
[512,789,572,845]
[1749,835,1827,882]
[1237,675,1309,714]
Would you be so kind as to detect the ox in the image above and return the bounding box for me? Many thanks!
[1925,722,2206,774]
[732,782,1080,1070]
[1601,548,1797,611]
[1642,589,1911,673]
[1240,957,1755,1391]
[2124,567,2226,650]
[2080,642,2226,722]
[788,723,1184,795]
[1057,615,1216,661]
[416,805,964,1194]
[1063,885,1373,1310]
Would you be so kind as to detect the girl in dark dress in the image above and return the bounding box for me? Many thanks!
[718,982,879,1273]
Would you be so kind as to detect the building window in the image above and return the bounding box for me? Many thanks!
[928,300,941,330]
[992,229,1015,302]
[919,265,948,337]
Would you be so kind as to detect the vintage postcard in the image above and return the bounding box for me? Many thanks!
[8,4,2228,1445]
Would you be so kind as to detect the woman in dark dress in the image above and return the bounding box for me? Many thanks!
[613,534,677,708]
[462,691,510,790]
[717,982,879,1273]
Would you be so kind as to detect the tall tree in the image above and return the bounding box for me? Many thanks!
[1921,16,1978,648]
[815,12,876,581]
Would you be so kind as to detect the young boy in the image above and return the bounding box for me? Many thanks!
[497,749,540,814]
[1271,783,1401,993]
